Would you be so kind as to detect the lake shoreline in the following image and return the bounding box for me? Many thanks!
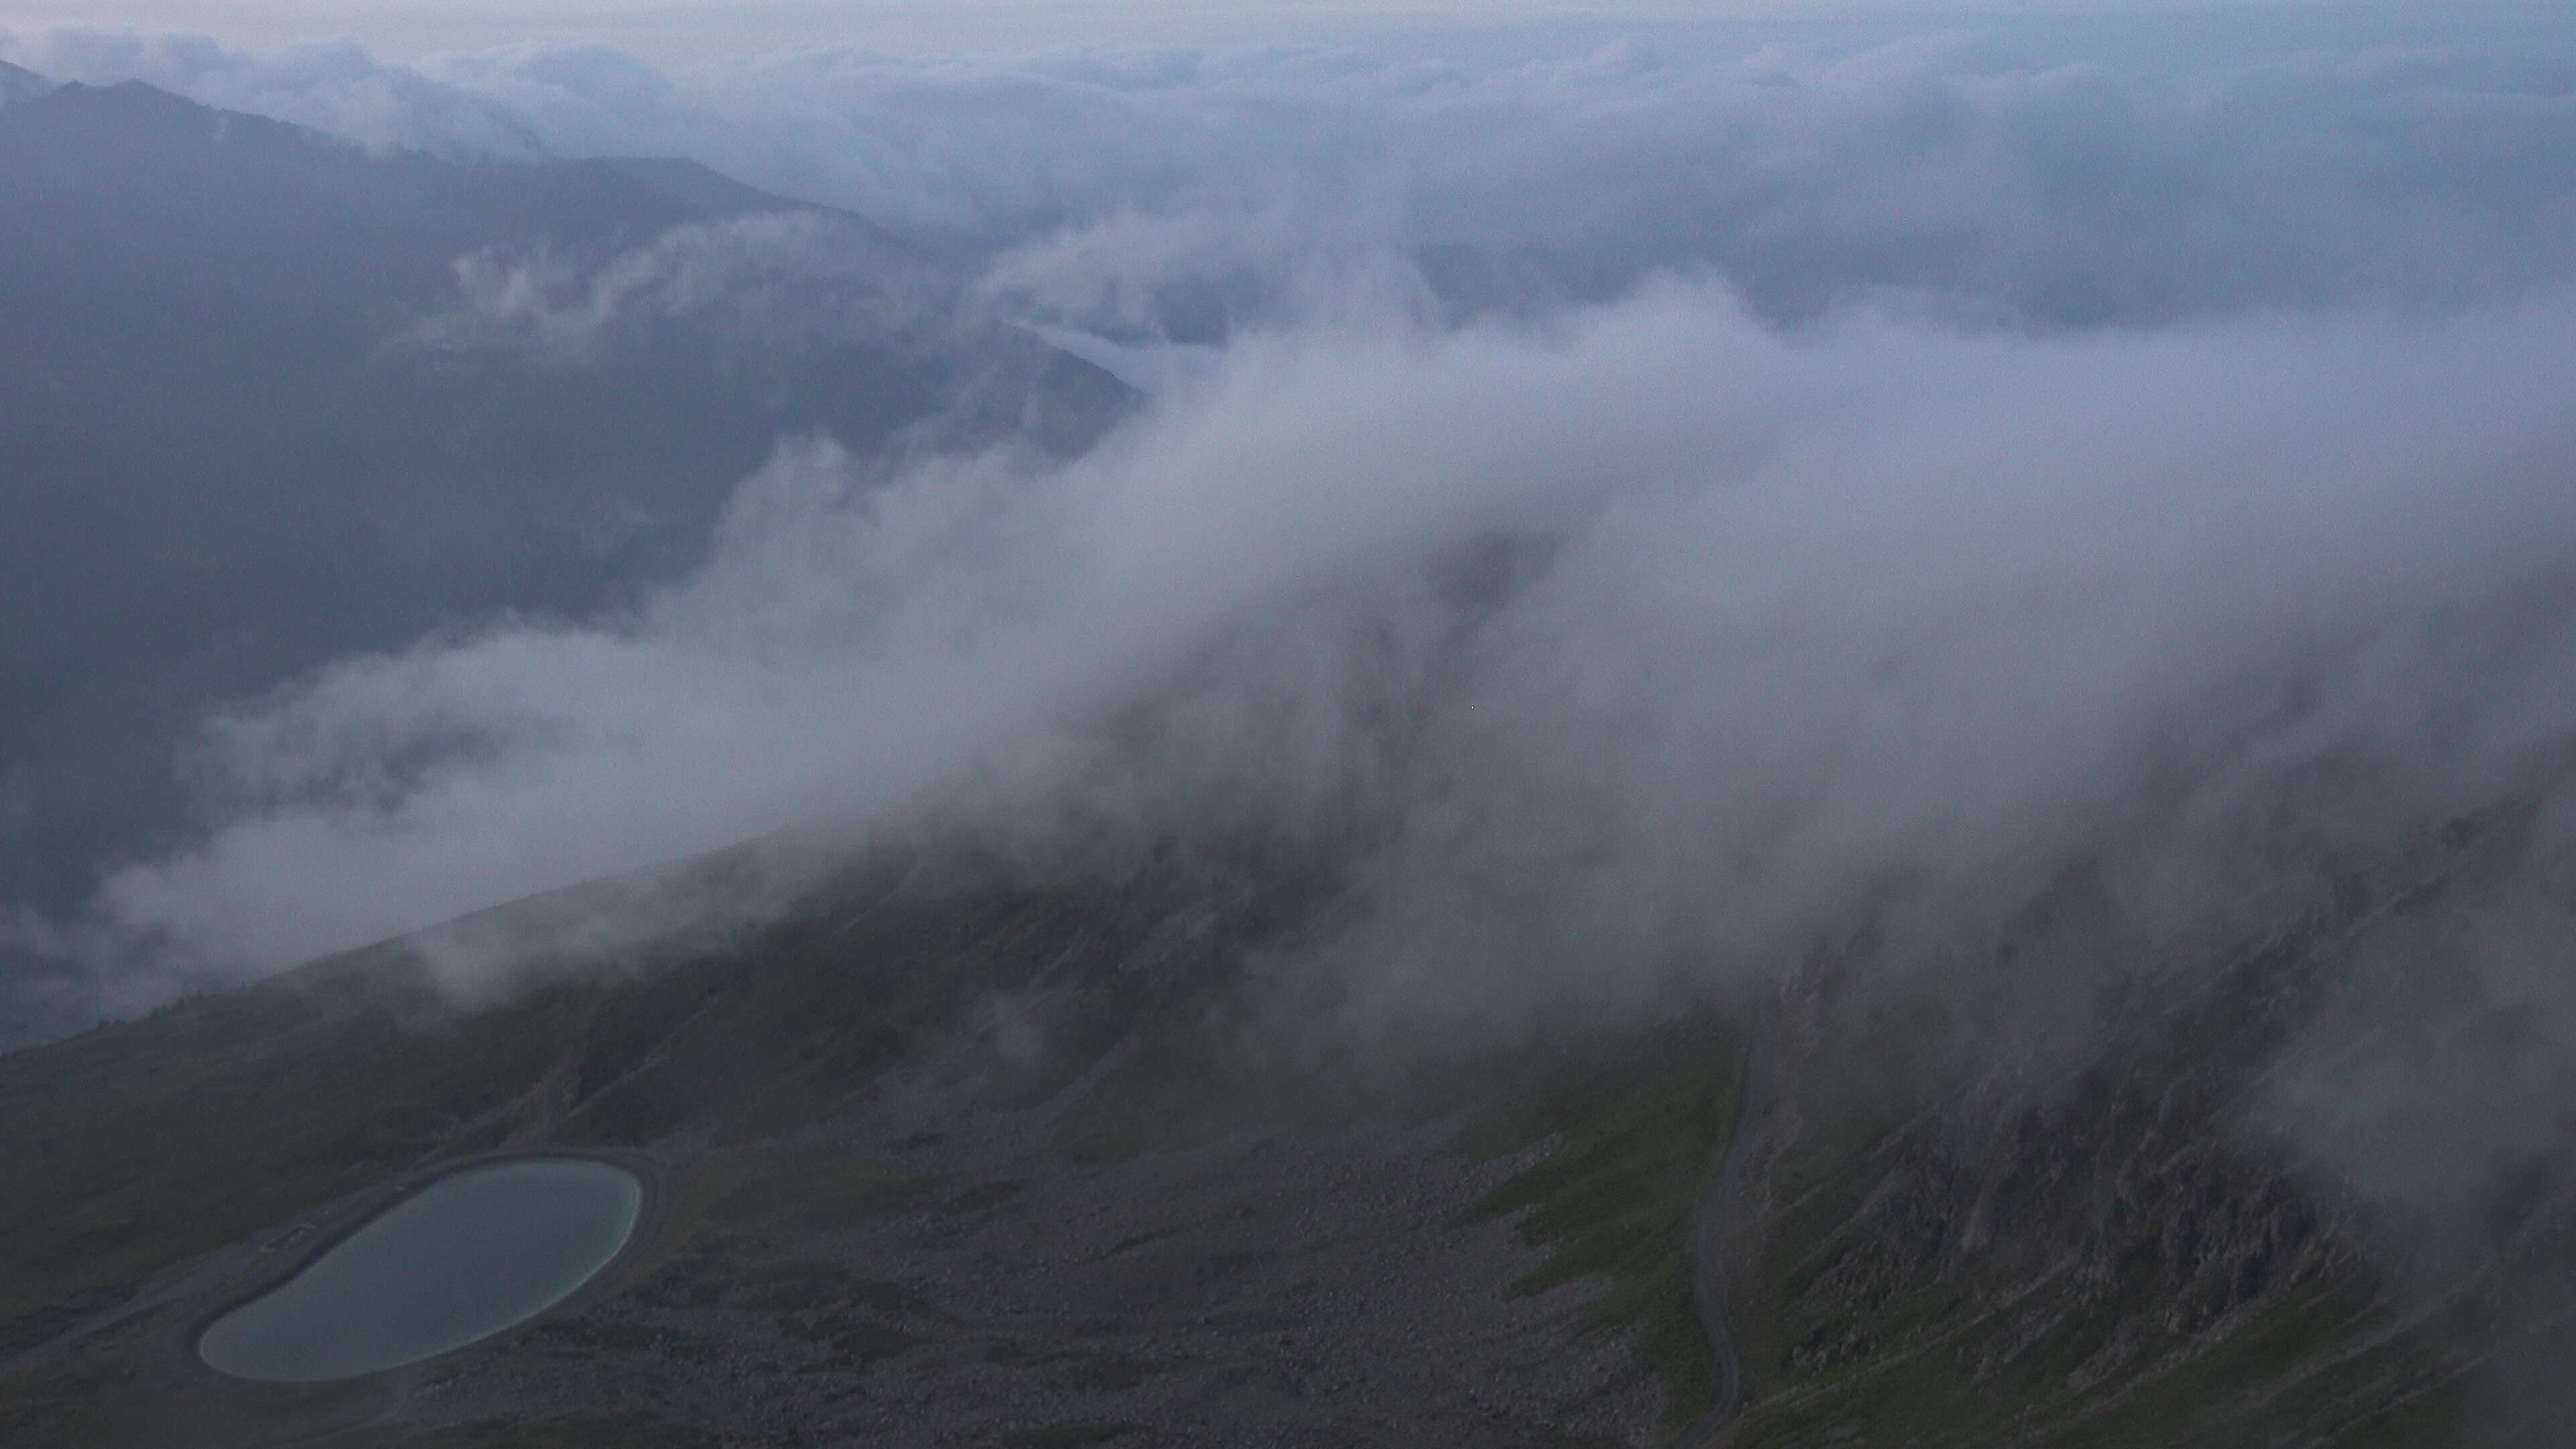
[174,1144,673,1391]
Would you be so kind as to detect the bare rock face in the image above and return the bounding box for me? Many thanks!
[1711,811,2576,1448]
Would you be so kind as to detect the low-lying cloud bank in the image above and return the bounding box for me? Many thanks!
[10,18,2576,1108]
[66,286,2576,1033]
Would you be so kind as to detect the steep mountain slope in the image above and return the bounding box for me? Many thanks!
[0,844,1676,1446]
[0,61,52,107]
[1681,800,2576,1449]
[0,75,1127,1044]
[3,802,2573,1446]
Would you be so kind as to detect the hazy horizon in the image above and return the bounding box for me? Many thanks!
[13,1,2543,65]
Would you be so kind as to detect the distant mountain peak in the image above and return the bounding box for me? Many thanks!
[52,76,219,111]
[1,76,347,166]
[0,60,58,107]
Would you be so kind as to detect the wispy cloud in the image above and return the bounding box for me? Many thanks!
[417,211,939,359]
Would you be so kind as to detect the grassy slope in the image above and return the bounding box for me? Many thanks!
[1460,1020,1745,1428]
[0,847,1165,1326]
[0,953,581,1346]
[0,851,1309,1445]
[6,823,2563,1447]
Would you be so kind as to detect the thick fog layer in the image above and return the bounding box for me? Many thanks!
[58,293,2576,1018]
[6,17,2576,1088]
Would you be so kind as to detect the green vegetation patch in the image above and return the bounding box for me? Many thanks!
[1460,1017,1743,1424]
[0,951,583,1346]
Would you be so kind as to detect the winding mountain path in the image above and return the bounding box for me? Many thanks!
[1672,1024,1779,1448]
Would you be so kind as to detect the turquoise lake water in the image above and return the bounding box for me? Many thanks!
[197,1158,642,1382]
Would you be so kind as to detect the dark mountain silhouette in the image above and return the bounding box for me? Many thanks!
[0,60,51,107]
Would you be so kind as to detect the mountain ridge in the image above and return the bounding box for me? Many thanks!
[0,76,1128,1042]
[0,60,53,107]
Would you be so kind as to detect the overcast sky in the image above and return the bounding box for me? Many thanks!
[1,0,2547,63]
[1,2,1804,61]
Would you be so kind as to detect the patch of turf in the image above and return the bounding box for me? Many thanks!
[0,950,583,1346]
[1462,1017,1743,1424]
